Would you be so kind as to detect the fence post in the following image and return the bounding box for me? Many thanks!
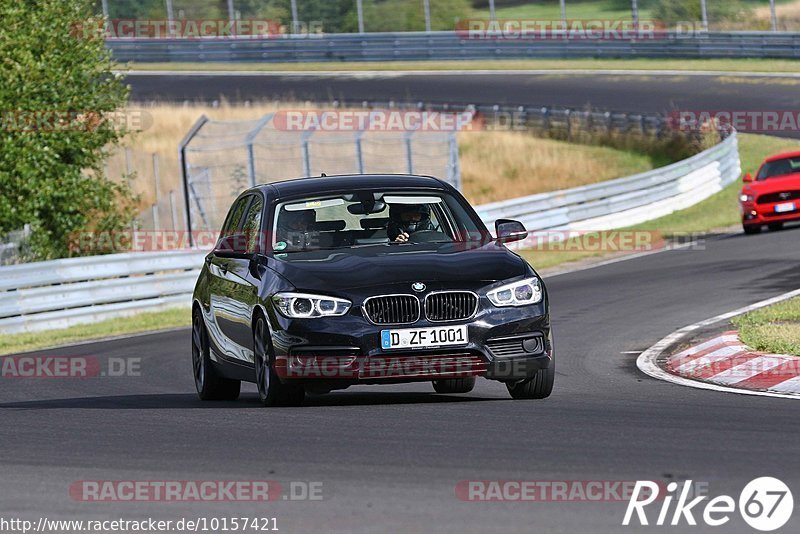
[178,115,209,246]
[448,132,461,190]
[152,152,161,205]
[404,132,414,174]
[152,204,160,232]
[542,107,550,135]
[355,132,365,174]
[169,190,179,232]
[244,113,274,187]
[357,0,365,33]
[565,109,572,141]
[301,129,314,176]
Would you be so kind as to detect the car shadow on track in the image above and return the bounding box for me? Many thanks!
[0,392,501,410]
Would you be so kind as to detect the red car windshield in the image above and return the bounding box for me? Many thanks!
[757,156,800,180]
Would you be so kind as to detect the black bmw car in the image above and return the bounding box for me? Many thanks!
[191,174,553,406]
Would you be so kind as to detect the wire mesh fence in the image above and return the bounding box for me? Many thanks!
[179,110,461,235]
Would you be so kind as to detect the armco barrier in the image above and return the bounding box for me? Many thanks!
[0,251,205,334]
[107,31,800,63]
[0,134,740,335]
[475,132,740,233]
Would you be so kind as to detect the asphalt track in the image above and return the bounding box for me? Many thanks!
[3,226,800,533]
[126,71,800,138]
[2,72,800,532]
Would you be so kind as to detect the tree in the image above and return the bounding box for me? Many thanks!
[0,0,136,259]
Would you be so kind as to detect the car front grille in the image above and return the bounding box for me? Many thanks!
[363,295,420,325]
[425,292,479,322]
[486,335,545,358]
[757,190,800,204]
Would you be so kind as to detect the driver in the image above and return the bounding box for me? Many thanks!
[387,204,434,243]
[277,209,316,247]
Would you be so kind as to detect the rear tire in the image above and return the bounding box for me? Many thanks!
[506,361,555,400]
[432,376,476,394]
[743,225,762,235]
[768,222,784,231]
[254,315,304,407]
[192,309,241,401]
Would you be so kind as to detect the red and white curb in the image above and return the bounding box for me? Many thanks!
[666,332,800,396]
[637,288,800,400]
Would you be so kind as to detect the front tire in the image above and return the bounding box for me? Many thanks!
[432,376,476,394]
[254,315,304,407]
[192,309,241,401]
[743,224,762,235]
[506,359,554,400]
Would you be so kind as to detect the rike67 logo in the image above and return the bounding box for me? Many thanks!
[623,477,793,531]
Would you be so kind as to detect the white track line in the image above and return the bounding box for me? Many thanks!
[636,288,800,400]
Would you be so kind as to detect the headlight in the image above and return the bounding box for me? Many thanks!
[486,277,543,307]
[740,194,754,202]
[272,292,351,318]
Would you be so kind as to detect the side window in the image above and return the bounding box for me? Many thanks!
[242,195,264,253]
[220,196,250,240]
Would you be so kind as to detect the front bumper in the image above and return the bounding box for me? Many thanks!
[268,299,551,386]
[741,201,800,225]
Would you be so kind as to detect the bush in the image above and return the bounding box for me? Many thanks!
[0,0,136,259]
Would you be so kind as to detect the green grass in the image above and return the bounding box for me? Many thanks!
[521,133,800,270]
[0,307,190,355]
[488,0,652,21]
[126,58,800,74]
[732,297,800,356]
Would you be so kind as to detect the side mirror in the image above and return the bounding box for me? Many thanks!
[495,219,528,244]
[214,233,249,257]
[743,173,753,183]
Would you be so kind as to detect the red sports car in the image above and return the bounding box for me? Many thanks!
[740,150,800,234]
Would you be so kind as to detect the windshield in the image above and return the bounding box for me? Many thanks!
[757,156,800,180]
[272,190,484,252]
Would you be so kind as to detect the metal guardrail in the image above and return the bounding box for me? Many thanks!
[0,133,740,335]
[0,251,205,334]
[476,132,740,234]
[108,31,800,62]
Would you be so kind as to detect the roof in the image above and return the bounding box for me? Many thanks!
[765,150,800,163]
[255,174,449,199]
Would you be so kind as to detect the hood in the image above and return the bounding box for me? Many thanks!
[744,173,800,195]
[266,241,527,292]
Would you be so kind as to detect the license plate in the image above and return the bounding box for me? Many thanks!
[381,325,468,350]
[775,202,795,213]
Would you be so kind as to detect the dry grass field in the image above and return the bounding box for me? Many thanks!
[111,103,656,229]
